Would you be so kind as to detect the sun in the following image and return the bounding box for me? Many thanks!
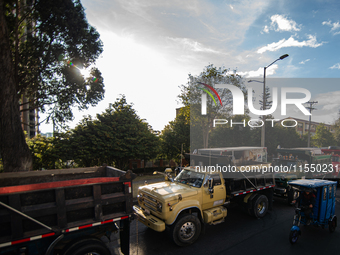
[80,68,91,79]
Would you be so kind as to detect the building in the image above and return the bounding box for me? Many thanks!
[280,117,334,137]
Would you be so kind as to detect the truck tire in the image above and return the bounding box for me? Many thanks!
[252,194,268,218]
[171,214,201,246]
[62,238,111,255]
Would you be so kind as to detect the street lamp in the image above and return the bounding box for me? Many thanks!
[249,54,289,148]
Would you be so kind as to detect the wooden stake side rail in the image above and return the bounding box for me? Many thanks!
[0,177,133,245]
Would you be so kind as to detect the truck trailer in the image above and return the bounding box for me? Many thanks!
[0,166,135,255]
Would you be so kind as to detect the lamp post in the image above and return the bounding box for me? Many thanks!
[249,54,289,148]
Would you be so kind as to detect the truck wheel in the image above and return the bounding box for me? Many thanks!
[287,188,299,205]
[252,194,268,218]
[62,238,111,255]
[171,214,201,246]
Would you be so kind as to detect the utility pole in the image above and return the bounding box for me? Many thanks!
[249,54,289,148]
[305,101,318,147]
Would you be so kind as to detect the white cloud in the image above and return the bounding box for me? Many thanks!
[315,91,340,111]
[257,35,324,54]
[322,20,340,34]
[263,25,269,33]
[299,59,310,64]
[330,63,340,69]
[264,14,301,33]
[271,14,301,31]
[238,64,278,77]
[310,91,340,125]
[166,37,223,54]
[229,4,234,10]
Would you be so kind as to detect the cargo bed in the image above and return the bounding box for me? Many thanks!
[0,166,135,255]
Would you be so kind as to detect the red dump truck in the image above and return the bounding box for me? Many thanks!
[0,166,135,255]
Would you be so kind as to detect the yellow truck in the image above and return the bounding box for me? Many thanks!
[133,161,275,246]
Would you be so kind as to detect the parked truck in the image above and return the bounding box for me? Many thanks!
[0,166,135,255]
[321,146,340,183]
[133,147,275,246]
[272,147,333,204]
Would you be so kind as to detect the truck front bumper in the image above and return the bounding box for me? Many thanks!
[133,205,165,232]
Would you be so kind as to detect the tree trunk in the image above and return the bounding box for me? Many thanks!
[0,1,32,172]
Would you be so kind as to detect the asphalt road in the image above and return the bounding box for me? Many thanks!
[108,189,340,255]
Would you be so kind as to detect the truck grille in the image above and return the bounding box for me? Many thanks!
[139,192,161,213]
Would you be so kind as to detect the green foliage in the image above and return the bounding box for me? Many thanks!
[160,106,190,162]
[179,64,247,148]
[69,95,160,169]
[332,115,340,146]
[312,124,336,147]
[5,0,104,127]
[26,133,75,170]
[209,115,254,147]
[208,118,305,159]
[259,86,273,110]
[264,123,304,158]
[1,0,105,171]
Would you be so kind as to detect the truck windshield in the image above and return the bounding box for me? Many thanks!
[174,170,205,188]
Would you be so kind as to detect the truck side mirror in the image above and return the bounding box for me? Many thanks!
[165,168,172,173]
[208,178,214,193]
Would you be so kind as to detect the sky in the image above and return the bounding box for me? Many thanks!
[39,0,340,133]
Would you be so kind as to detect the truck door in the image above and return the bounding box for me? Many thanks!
[202,174,226,210]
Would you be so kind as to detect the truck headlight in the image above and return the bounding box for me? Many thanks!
[157,202,162,212]
[137,194,144,203]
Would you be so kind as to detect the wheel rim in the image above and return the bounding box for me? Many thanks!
[257,201,266,214]
[179,221,196,241]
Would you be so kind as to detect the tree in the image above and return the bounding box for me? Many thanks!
[312,124,336,147]
[209,115,253,147]
[160,106,190,163]
[69,96,160,169]
[178,64,247,149]
[248,119,304,158]
[26,132,76,170]
[332,111,340,145]
[259,86,273,110]
[0,0,104,171]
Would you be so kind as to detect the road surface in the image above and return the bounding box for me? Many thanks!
[108,189,340,255]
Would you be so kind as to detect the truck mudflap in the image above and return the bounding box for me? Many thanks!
[133,205,165,232]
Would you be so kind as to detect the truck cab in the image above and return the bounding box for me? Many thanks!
[133,167,228,246]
